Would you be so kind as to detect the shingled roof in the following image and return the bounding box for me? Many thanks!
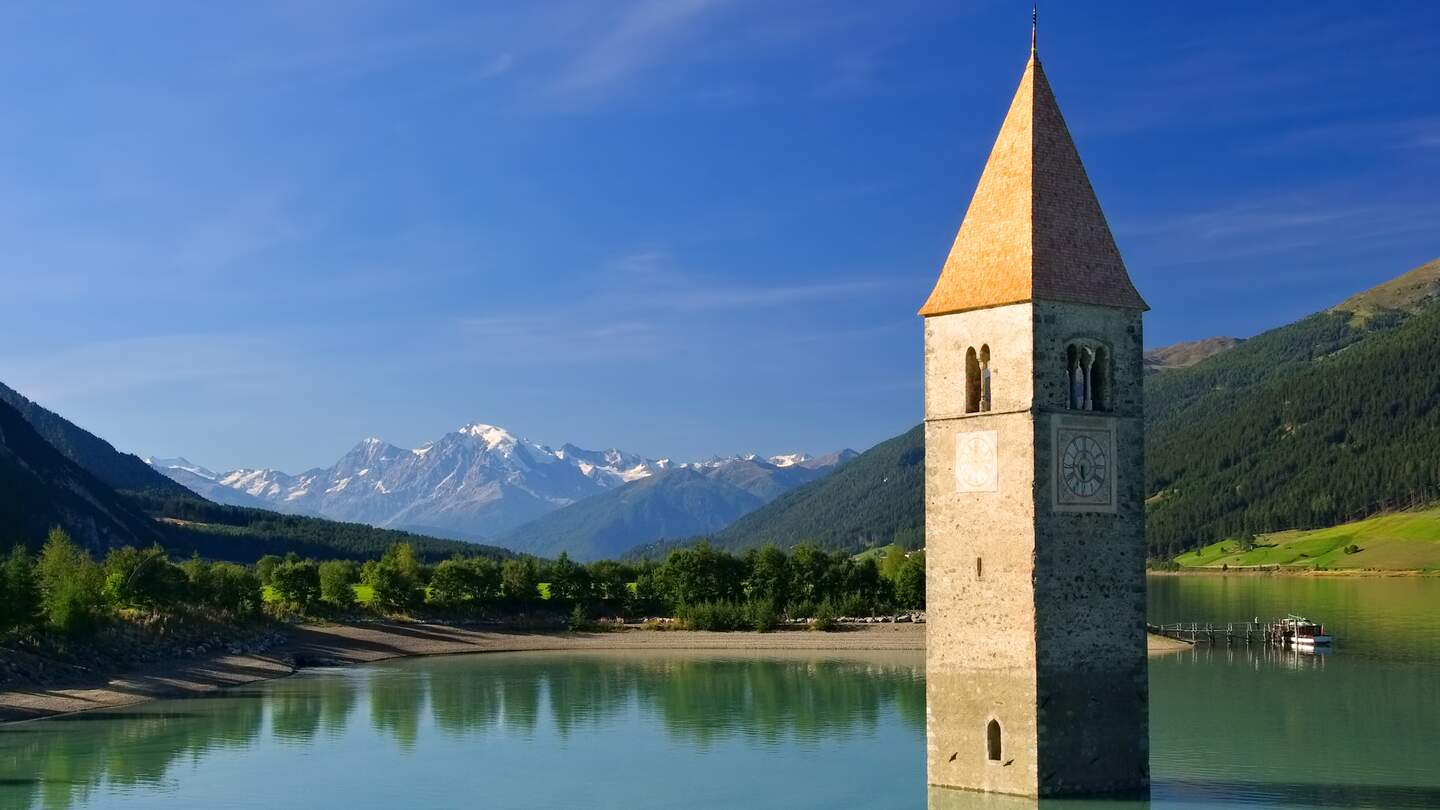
[918,52,1147,317]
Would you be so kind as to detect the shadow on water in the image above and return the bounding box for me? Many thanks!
[932,781,1440,810]
[1155,779,1440,809]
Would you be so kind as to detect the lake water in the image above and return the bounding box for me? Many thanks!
[1,576,1436,810]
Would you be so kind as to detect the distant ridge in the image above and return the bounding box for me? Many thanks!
[0,396,166,551]
[0,381,191,498]
[628,427,921,558]
[498,451,855,561]
[1143,337,1243,373]
[1331,257,1440,317]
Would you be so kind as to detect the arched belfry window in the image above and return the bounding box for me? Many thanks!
[1091,347,1110,411]
[986,719,1002,761]
[1067,345,1080,408]
[979,345,992,412]
[1065,342,1111,412]
[965,348,981,414]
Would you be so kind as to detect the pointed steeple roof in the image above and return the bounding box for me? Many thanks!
[919,52,1147,317]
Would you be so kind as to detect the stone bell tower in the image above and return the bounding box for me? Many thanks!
[920,30,1150,799]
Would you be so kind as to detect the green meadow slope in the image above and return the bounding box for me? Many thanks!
[1174,508,1440,572]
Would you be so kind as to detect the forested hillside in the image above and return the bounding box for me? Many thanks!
[0,397,167,551]
[0,381,191,497]
[1144,275,1440,557]
[139,494,513,564]
[699,425,923,554]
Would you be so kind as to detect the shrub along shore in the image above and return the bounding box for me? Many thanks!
[1,529,924,639]
[0,529,928,703]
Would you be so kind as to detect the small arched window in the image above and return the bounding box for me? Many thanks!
[1065,342,1111,412]
[1066,344,1082,409]
[979,345,992,412]
[986,719,1002,761]
[965,347,981,414]
[1091,346,1110,412]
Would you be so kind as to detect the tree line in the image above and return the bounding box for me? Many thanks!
[0,529,925,639]
[0,528,263,637]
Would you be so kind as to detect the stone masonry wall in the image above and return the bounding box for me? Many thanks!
[925,301,1149,797]
[1031,302,1149,794]
[925,304,1042,796]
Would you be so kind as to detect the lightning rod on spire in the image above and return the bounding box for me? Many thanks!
[1031,4,1038,55]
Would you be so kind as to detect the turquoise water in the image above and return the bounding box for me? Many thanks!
[2,576,1437,809]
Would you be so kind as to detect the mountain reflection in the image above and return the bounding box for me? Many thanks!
[0,652,923,810]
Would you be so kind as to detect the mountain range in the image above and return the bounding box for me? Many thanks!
[148,426,854,557]
[0,383,510,563]
[496,450,856,561]
[627,427,921,559]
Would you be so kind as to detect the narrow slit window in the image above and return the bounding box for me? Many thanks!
[976,557,983,580]
[965,347,981,413]
[986,719,1002,761]
[979,345,992,412]
[1067,345,1081,409]
[1092,346,1109,412]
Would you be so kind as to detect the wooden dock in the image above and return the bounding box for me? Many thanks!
[1146,616,1331,648]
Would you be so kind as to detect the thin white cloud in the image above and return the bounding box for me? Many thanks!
[454,315,666,365]
[172,192,306,274]
[451,256,894,366]
[637,279,890,311]
[473,52,516,81]
[0,332,286,402]
[1123,195,1440,269]
[551,0,730,94]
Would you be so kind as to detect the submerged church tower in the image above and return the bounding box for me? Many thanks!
[920,29,1150,799]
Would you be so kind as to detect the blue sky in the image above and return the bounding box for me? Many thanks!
[1,1,1437,471]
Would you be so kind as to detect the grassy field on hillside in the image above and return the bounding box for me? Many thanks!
[1174,508,1440,572]
[262,583,377,605]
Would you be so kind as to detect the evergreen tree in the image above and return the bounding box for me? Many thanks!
[36,528,105,635]
[0,546,39,631]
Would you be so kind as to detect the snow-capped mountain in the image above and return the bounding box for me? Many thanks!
[498,449,861,560]
[142,456,274,509]
[148,423,849,543]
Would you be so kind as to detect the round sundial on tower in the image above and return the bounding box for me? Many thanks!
[955,430,998,492]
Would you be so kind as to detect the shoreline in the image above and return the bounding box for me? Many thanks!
[1149,568,1439,577]
[0,623,1187,724]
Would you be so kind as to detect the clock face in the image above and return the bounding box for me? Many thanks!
[1060,435,1108,498]
[1052,419,1116,511]
[954,430,998,493]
